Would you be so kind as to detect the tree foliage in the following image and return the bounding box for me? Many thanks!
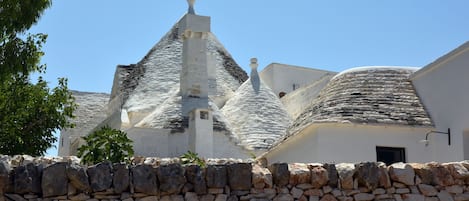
[77,126,134,165]
[0,0,76,156]
[180,151,206,167]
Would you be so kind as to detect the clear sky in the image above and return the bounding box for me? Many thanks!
[29,1,468,156]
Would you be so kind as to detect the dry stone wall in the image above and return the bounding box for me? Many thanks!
[1,155,469,201]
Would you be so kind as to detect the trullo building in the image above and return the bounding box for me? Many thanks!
[59,2,469,165]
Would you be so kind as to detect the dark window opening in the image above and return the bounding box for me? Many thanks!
[200,111,209,120]
[279,92,286,98]
[376,146,406,165]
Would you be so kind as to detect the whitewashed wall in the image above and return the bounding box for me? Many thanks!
[259,63,335,96]
[263,124,444,164]
[411,42,469,160]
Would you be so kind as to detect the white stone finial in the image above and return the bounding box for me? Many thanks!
[187,0,196,14]
[250,58,258,70]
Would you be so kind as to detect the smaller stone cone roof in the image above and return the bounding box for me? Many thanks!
[221,68,292,150]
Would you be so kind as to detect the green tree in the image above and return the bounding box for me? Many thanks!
[77,126,134,165]
[0,0,76,155]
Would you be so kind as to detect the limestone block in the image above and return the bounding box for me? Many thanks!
[252,164,272,189]
[66,163,91,192]
[418,184,437,196]
[113,163,130,194]
[445,162,469,180]
[323,164,339,188]
[157,163,186,195]
[69,193,90,200]
[291,187,304,198]
[353,193,374,201]
[428,163,455,186]
[185,192,199,201]
[4,194,26,201]
[320,194,338,201]
[131,164,158,195]
[355,162,379,190]
[304,189,323,196]
[207,165,227,188]
[273,193,293,201]
[186,165,207,194]
[336,163,355,190]
[309,196,319,201]
[437,190,455,201]
[377,163,392,188]
[87,162,112,192]
[311,166,328,189]
[137,196,159,201]
[402,194,424,201]
[200,194,216,201]
[227,195,239,201]
[269,163,290,187]
[14,163,41,194]
[388,163,415,185]
[227,163,252,191]
[215,194,228,201]
[0,160,10,192]
[409,163,433,185]
[454,193,469,201]
[289,163,311,185]
[42,162,68,197]
[446,185,464,194]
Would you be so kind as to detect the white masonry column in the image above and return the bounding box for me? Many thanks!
[180,3,214,158]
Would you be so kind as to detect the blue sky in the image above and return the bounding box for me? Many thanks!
[30,1,468,156]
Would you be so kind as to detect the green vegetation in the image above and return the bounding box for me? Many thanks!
[0,0,76,156]
[77,126,134,165]
[180,150,206,167]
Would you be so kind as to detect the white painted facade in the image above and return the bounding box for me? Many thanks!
[259,63,335,96]
[410,41,469,160]
[263,124,435,164]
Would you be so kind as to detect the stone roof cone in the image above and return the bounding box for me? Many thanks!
[110,6,248,131]
[221,58,292,150]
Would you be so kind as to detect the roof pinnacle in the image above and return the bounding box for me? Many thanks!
[187,0,196,14]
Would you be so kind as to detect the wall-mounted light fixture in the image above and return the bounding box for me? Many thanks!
[419,128,451,146]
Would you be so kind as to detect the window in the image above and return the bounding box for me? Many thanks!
[293,84,300,91]
[376,146,406,165]
[200,111,209,120]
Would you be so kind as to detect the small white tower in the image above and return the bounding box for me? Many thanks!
[180,0,214,158]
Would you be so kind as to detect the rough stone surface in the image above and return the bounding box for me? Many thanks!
[289,163,311,185]
[377,163,392,188]
[417,184,437,196]
[269,163,290,187]
[157,163,185,195]
[0,160,10,192]
[336,163,355,190]
[66,163,91,192]
[207,165,227,188]
[252,164,272,189]
[446,162,469,180]
[289,67,432,136]
[389,163,415,186]
[131,164,158,195]
[353,193,374,201]
[323,163,338,188]
[429,163,455,186]
[310,166,328,189]
[185,165,207,194]
[320,194,338,201]
[42,162,68,197]
[221,71,292,150]
[409,163,433,185]
[437,190,455,201]
[87,162,112,192]
[355,162,379,190]
[113,163,130,194]
[14,163,41,194]
[401,194,424,201]
[227,163,252,191]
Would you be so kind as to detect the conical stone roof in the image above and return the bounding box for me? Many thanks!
[110,15,248,130]
[289,66,433,135]
[221,68,292,150]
